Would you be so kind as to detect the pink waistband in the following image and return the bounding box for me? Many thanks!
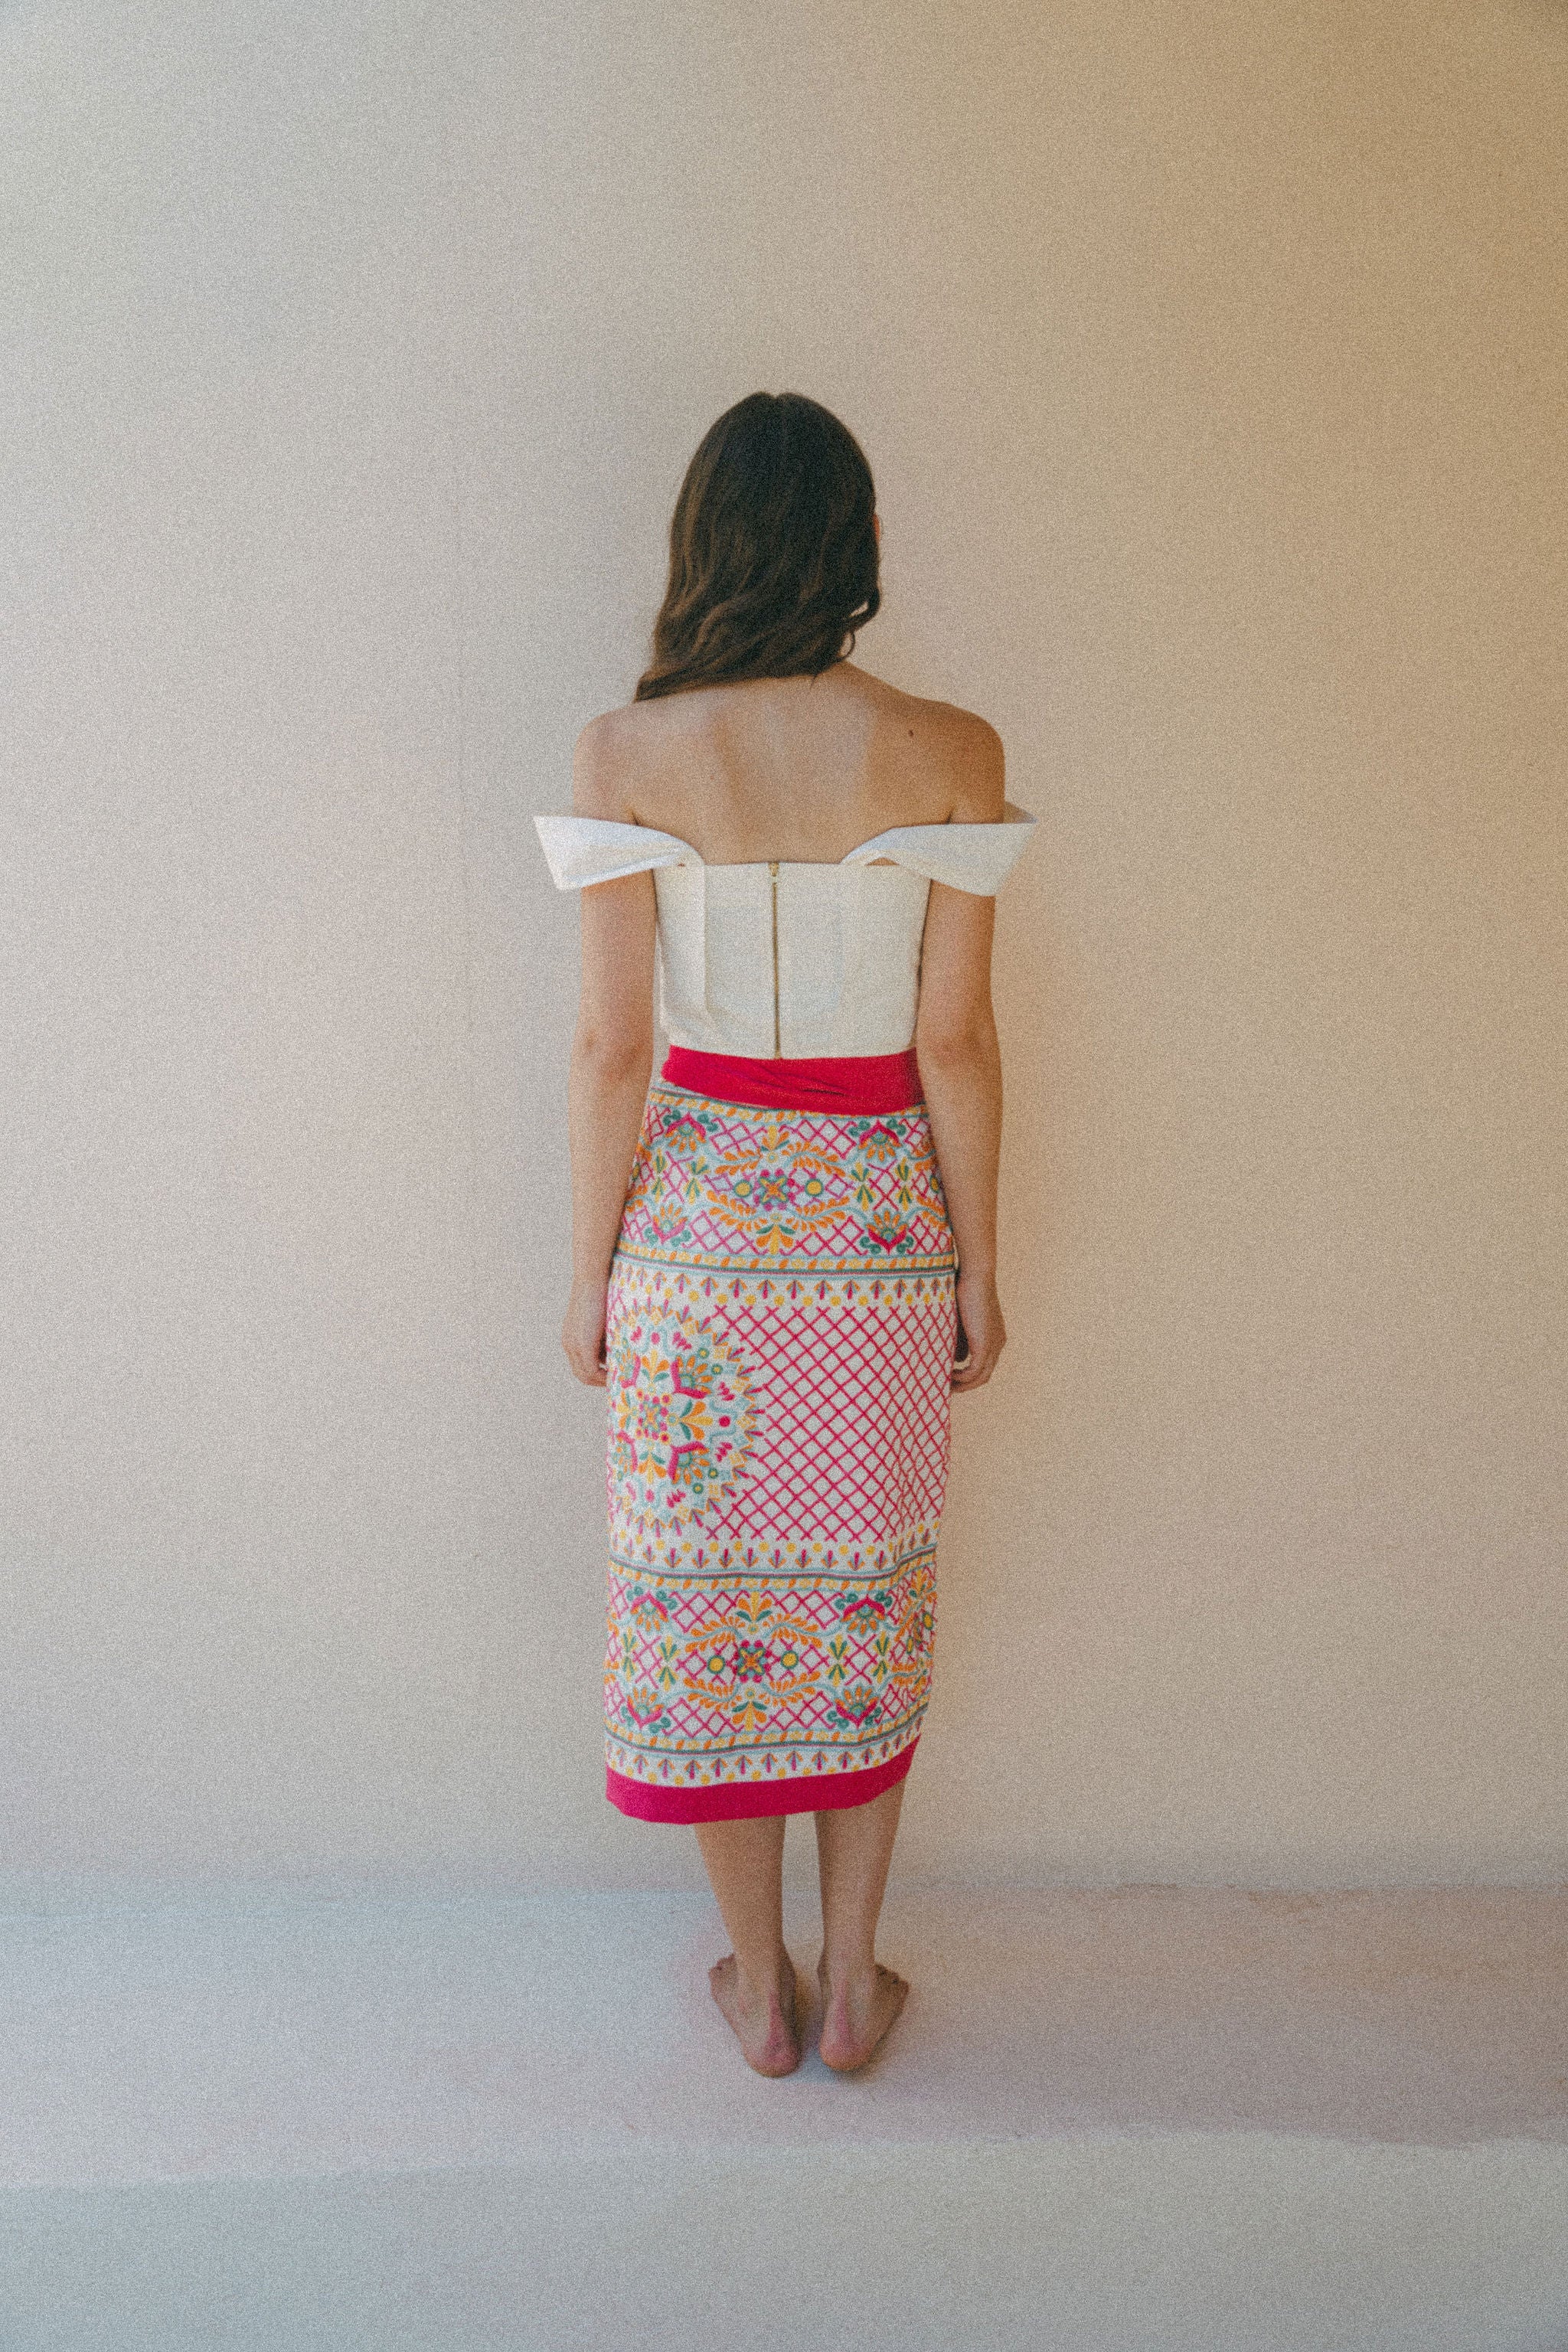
[660,1045,923,1114]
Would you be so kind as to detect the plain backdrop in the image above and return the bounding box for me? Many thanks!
[2,0,1565,1903]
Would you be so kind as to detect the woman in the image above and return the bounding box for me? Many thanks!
[535,391,1035,2078]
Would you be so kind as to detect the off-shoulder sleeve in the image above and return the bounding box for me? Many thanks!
[533,812,701,890]
[842,801,1038,895]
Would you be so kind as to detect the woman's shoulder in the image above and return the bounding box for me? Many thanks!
[934,707,1006,823]
[569,701,658,822]
[867,682,1005,824]
[806,667,1007,828]
[570,684,740,818]
[568,668,1006,830]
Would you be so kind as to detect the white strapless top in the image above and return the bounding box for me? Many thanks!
[534,802,1038,1059]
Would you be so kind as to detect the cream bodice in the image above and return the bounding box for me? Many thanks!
[534,802,1038,1059]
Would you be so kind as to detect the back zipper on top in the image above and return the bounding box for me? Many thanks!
[768,861,781,1057]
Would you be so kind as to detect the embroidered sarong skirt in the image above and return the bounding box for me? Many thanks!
[602,1044,960,1823]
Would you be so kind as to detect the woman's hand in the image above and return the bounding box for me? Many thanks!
[952,1269,1006,1392]
[563,1276,610,1387]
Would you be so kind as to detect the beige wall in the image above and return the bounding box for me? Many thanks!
[3,0,1563,1905]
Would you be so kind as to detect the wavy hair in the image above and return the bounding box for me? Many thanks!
[634,392,880,700]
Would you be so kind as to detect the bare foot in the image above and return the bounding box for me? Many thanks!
[815,1954,909,2072]
[708,1951,801,2077]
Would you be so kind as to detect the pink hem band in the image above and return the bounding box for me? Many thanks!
[606,1739,918,1824]
[660,1044,923,1116]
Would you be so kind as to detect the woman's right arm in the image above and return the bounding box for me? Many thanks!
[915,881,1008,1391]
[913,714,1011,1393]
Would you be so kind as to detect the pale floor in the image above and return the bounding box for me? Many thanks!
[2,1884,1565,2350]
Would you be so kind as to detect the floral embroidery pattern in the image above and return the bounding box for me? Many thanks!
[703,1129,851,1256]
[618,1084,954,1273]
[600,1080,959,1793]
[608,1306,756,1527]
[605,1547,938,1785]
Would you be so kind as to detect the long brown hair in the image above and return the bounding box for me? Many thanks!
[634,392,880,700]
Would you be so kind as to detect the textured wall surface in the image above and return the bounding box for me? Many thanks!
[3,0,1564,1900]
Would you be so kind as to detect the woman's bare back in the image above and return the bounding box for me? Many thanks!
[574,661,1004,861]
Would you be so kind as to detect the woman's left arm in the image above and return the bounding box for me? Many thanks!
[561,869,656,1386]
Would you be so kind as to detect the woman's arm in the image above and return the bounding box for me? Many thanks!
[915,883,1007,1390]
[913,710,1011,1391]
[560,720,658,1387]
